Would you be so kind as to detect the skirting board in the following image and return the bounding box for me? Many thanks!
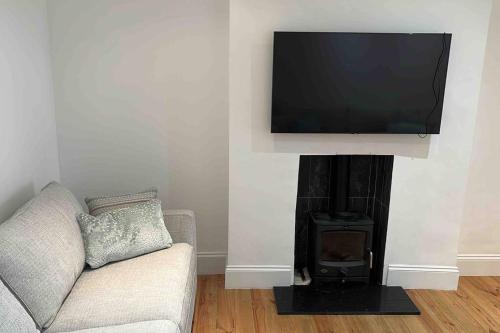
[225,264,459,289]
[197,252,227,275]
[457,254,500,276]
[386,264,459,290]
[225,265,293,289]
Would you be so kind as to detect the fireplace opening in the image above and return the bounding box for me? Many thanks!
[294,155,394,285]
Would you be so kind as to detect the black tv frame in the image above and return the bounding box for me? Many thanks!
[270,32,452,134]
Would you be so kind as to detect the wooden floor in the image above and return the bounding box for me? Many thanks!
[193,275,500,333]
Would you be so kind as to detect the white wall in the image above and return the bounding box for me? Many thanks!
[47,0,229,274]
[227,0,491,289]
[0,0,60,222]
[458,0,500,276]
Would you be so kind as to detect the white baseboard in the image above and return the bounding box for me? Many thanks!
[457,254,500,276]
[386,264,459,290]
[197,251,227,275]
[225,265,293,289]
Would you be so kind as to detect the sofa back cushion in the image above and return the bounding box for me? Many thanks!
[0,182,85,329]
[0,278,39,333]
[85,188,157,216]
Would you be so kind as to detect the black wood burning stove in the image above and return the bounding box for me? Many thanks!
[308,212,373,283]
[307,156,375,284]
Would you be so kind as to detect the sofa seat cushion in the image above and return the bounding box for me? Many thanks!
[47,243,194,333]
[58,320,179,333]
[0,182,85,329]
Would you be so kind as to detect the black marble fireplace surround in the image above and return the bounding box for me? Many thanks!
[295,154,394,285]
[273,154,419,316]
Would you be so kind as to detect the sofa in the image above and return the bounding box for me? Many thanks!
[0,182,197,333]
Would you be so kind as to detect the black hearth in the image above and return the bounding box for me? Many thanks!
[274,284,420,315]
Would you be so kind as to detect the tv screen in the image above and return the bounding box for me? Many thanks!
[271,32,452,134]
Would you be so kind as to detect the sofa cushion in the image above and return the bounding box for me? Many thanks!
[0,182,85,329]
[0,278,39,333]
[85,188,157,216]
[77,199,173,268]
[57,320,179,333]
[47,243,195,333]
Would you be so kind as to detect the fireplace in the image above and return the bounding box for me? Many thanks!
[308,212,373,283]
[273,154,420,316]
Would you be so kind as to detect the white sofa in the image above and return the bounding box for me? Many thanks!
[0,183,196,333]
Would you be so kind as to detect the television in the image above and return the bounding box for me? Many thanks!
[271,32,452,134]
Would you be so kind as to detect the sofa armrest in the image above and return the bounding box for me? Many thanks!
[163,210,196,252]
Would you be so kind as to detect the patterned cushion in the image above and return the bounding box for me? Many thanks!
[77,199,173,268]
[0,182,85,329]
[85,188,157,216]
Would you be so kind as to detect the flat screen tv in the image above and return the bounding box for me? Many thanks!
[271,32,452,134]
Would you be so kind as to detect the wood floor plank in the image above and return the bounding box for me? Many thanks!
[340,315,391,333]
[458,277,500,331]
[223,288,256,332]
[406,290,446,333]
[313,315,350,332]
[380,314,430,333]
[250,289,279,333]
[250,289,316,333]
[193,275,500,333]
[443,283,499,332]
[215,275,234,333]
[194,276,218,332]
[251,289,290,333]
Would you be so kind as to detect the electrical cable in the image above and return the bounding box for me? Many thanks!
[418,33,447,138]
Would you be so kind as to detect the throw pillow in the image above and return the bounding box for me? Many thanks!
[85,188,157,216]
[77,199,172,268]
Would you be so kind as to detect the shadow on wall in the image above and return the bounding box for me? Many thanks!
[248,35,432,158]
[270,133,431,157]
[0,182,35,223]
